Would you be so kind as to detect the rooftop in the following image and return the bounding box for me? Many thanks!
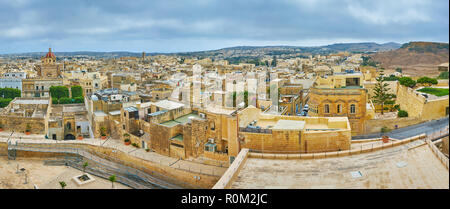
[13,99,49,105]
[160,113,201,127]
[153,100,184,110]
[230,140,448,189]
[271,120,305,130]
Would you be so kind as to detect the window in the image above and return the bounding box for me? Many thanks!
[41,86,44,90]
[324,104,330,114]
[211,122,215,130]
[66,122,71,130]
[350,104,356,114]
[337,104,342,113]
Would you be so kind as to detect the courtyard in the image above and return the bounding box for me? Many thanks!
[0,157,129,189]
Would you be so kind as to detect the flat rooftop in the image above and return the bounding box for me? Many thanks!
[271,120,305,130]
[160,113,201,127]
[13,99,49,105]
[63,105,86,113]
[230,140,449,189]
[153,100,184,110]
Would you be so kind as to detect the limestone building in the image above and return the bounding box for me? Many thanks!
[35,48,62,78]
[237,106,351,153]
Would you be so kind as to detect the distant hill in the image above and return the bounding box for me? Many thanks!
[369,41,449,77]
[321,42,401,52]
[1,42,401,59]
[370,42,449,68]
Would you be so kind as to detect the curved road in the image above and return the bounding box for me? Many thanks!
[353,117,449,140]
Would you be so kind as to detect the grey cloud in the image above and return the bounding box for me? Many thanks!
[0,0,447,53]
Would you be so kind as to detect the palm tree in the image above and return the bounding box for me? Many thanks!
[82,162,88,173]
[59,181,67,189]
[109,175,116,189]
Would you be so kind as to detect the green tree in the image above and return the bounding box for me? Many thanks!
[383,75,399,81]
[71,86,83,98]
[395,68,402,73]
[0,98,13,108]
[417,77,438,85]
[271,55,277,67]
[74,96,84,103]
[0,88,20,108]
[51,97,59,104]
[59,97,72,104]
[50,86,69,99]
[398,77,416,88]
[0,87,21,99]
[109,175,116,189]
[372,75,396,115]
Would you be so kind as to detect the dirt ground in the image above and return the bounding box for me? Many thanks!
[0,157,129,189]
[384,64,442,78]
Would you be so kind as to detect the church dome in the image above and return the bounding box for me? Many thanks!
[45,48,55,58]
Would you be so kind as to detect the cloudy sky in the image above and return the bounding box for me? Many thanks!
[0,0,448,53]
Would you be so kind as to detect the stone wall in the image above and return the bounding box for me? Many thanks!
[1,141,219,188]
[0,117,46,134]
[212,149,249,189]
[363,117,425,134]
[442,137,449,155]
[204,151,229,162]
[396,84,449,120]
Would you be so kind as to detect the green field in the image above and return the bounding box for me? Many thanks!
[417,88,449,97]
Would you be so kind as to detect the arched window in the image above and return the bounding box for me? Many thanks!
[66,122,71,130]
[350,104,356,114]
[337,104,342,113]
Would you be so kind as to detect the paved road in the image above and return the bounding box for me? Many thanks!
[353,117,449,140]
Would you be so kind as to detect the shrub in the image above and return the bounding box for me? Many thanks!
[384,100,395,105]
[437,71,449,79]
[100,127,106,136]
[383,107,389,110]
[398,110,408,117]
[417,77,438,85]
[398,77,416,88]
[0,98,13,108]
[393,104,400,110]
[381,126,391,133]
[124,139,130,142]
[52,97,59,104]
[59,97,72,104]
[0,88,21,99]
[131,143,139,148]
[383,75,399,81]
[71,86,83,98]
[50,86,69,99]
[73,96,84,103]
